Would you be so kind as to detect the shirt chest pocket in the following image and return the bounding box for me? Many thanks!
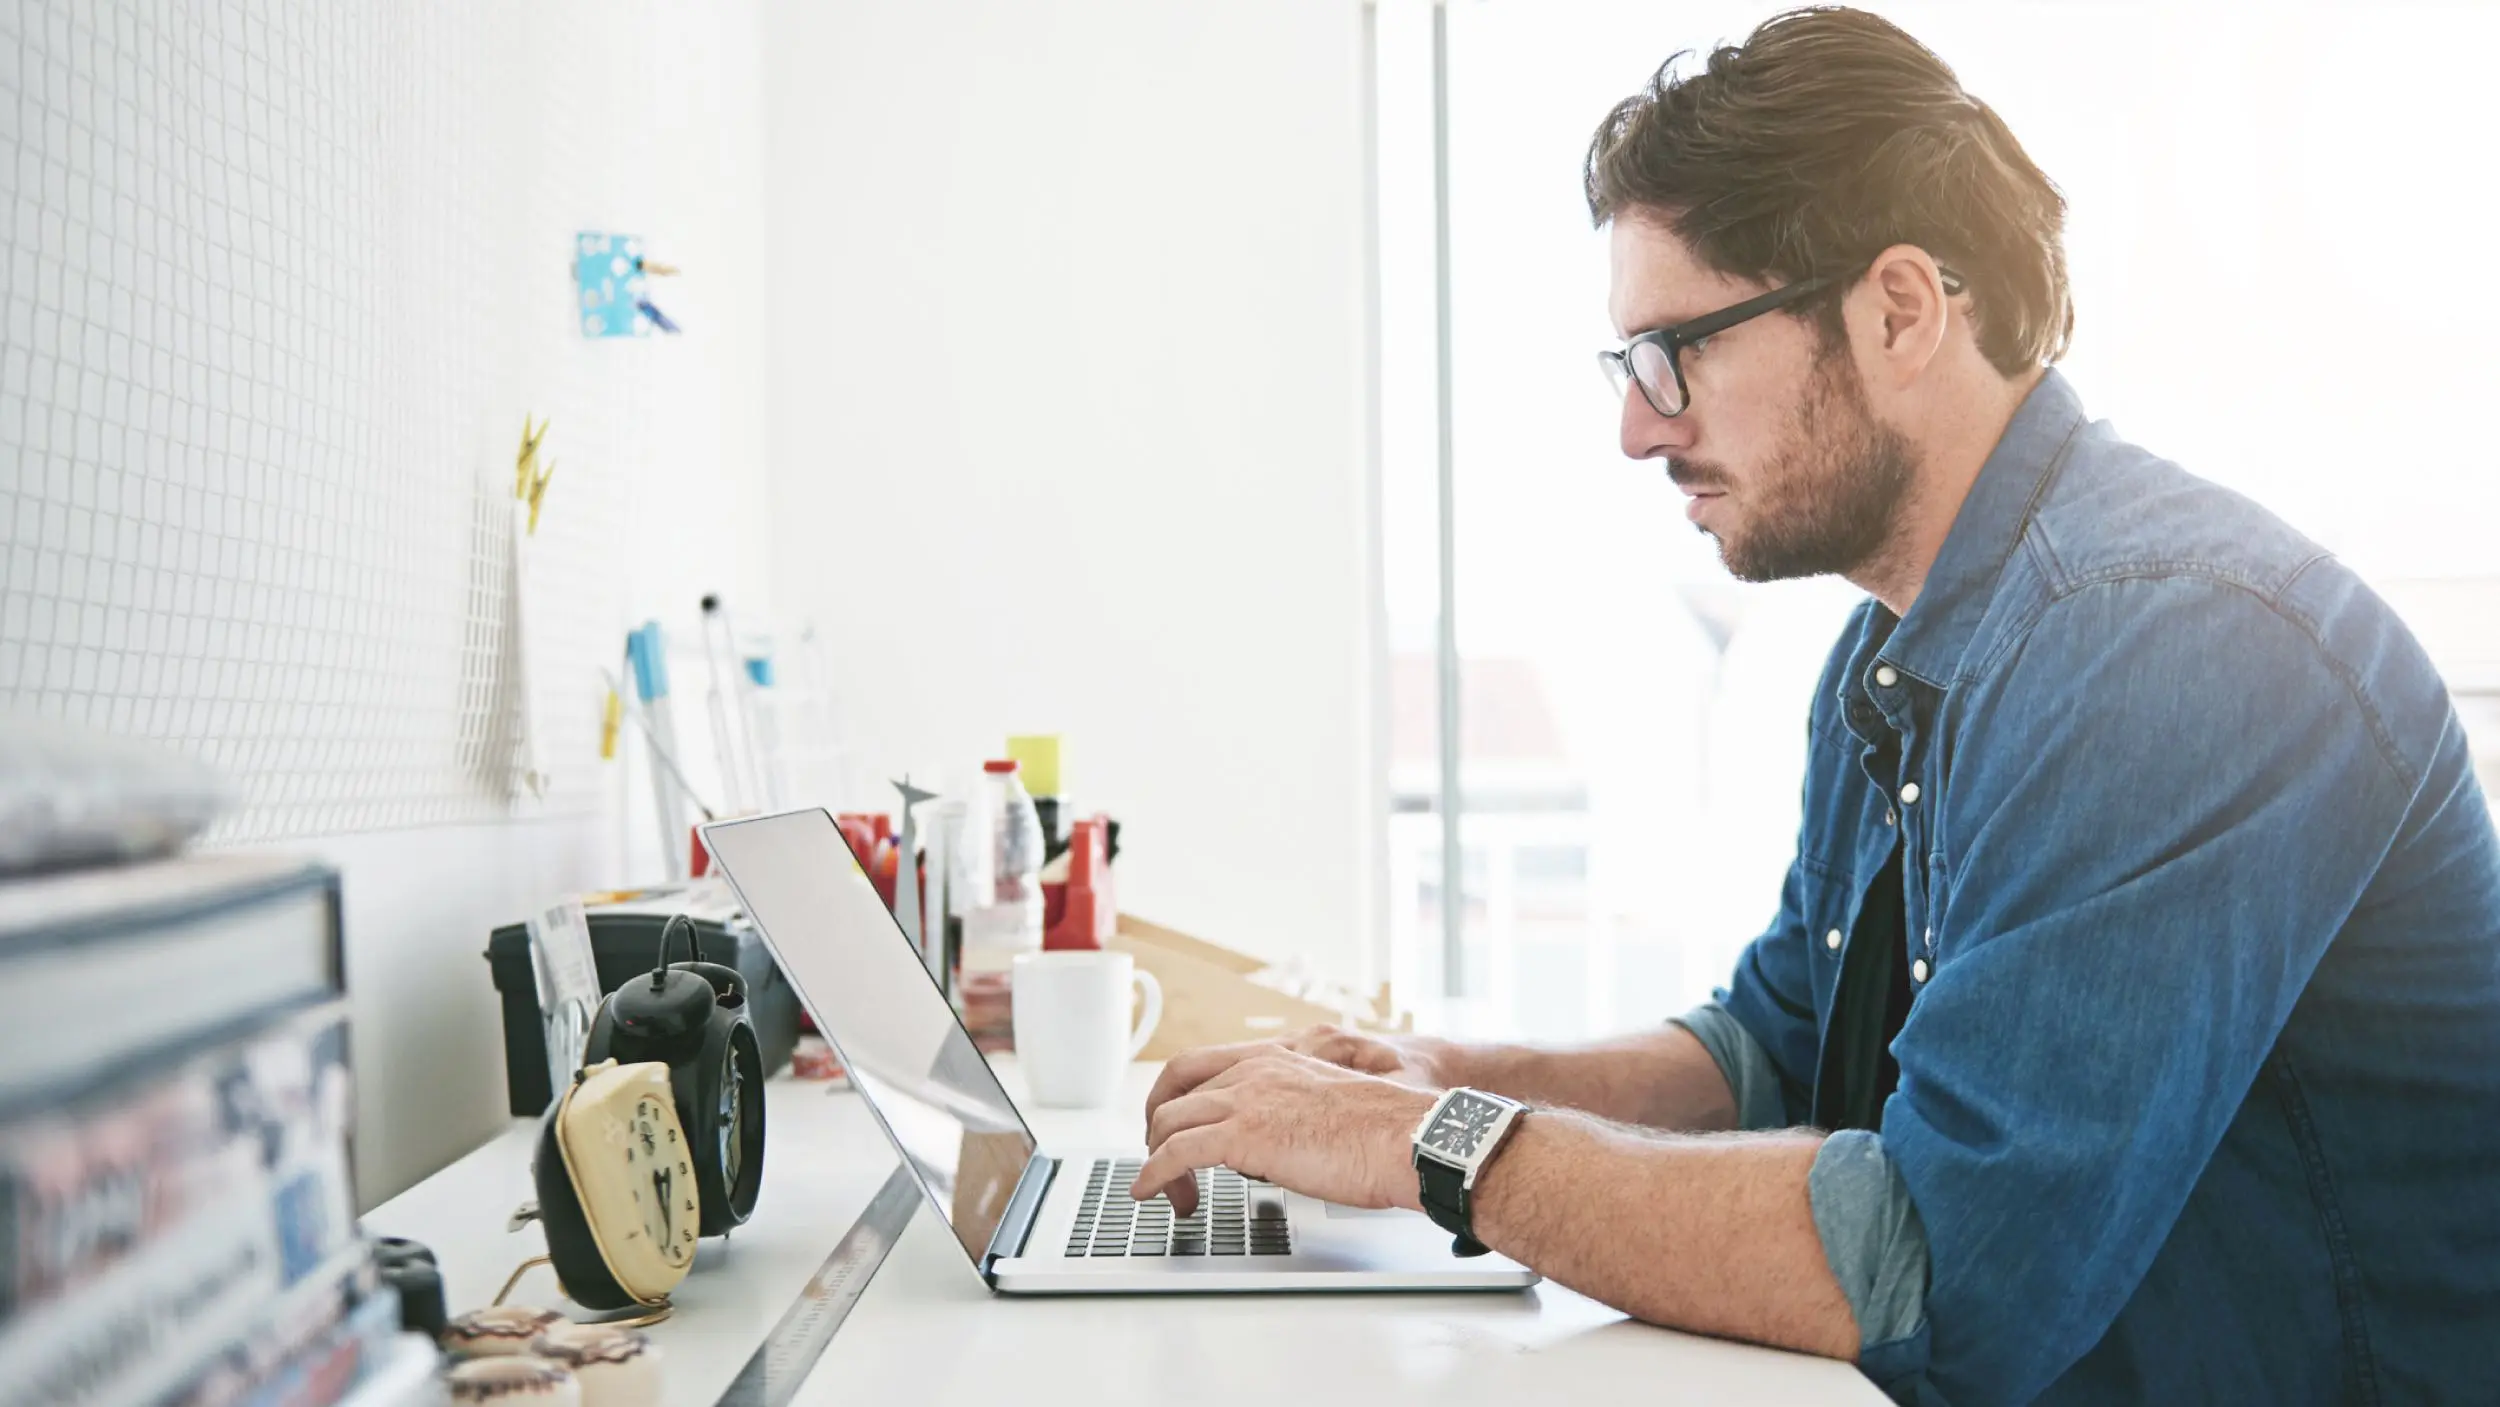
[1799,854,1860,1011]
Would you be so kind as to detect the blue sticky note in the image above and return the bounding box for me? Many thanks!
[575,231,655,338]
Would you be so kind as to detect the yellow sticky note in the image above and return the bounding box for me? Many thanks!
[1006,735,1062,797]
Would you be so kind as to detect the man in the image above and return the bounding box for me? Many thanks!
[1127,8,2500,1404]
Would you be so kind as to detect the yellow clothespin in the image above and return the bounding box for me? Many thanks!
[514,416,556,534]
[524,461,555,534]
[599,683,624,760]
[515,416,549,498]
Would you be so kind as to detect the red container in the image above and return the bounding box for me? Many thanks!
[1042,815,1115,951]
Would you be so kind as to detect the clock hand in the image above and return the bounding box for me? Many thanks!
[722,1067,744,1186]
[655,1166,673,1240]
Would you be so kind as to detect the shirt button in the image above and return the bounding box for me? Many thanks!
[1899,782,1921,805]
[1912,958,1931,983]
[1873,665,1899,688]
[1825,928,1843,951]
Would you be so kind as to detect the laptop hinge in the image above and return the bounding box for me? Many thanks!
[979,1153,1059,1282]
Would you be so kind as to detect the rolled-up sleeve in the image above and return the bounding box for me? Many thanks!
[1669,999,1788,1131]
[1679,1003,1938,1374]
[1877,573,2416,1403]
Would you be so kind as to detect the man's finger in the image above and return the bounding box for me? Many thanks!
[1145,1086,1235,1153]
[1288,1027,1368,1069]
[1129,1126,1230,1215]
[1281,1024,1346,1057]
[1333,1040,1401,1075]
[1158,1172,1200,1219]
[1345,1043,1406,1075]
[1142,1040,1275,1124]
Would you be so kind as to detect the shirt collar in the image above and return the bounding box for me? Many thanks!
[1877,367,2086,689]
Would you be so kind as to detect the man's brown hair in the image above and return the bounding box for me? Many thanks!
[1585,6,2072,375]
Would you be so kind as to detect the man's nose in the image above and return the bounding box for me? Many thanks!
[1621,385,1694,462]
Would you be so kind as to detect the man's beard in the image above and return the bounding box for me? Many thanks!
[1672,349,1918,584]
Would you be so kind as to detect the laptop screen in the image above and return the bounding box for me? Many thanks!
[703,808,1038,1263]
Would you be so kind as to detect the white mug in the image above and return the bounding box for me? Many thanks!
[1011,950,1163,1109]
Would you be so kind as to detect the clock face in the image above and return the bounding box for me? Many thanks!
[562,1061,699,1305]
[623,1091,698,1269]
[1423,1095,1507,1161]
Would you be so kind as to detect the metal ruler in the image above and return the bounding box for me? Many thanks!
[713,1165,920,1407]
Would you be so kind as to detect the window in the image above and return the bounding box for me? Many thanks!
[1374,0,2500,1041]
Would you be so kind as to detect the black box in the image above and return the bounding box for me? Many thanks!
[485,884,801,1117]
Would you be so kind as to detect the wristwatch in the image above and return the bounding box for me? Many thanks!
[1411,1087,1528,1257]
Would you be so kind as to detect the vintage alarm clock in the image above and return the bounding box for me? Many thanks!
[582,914,766,1236]
[528,1060,699,1314]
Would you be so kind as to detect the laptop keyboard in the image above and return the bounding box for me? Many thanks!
[1064,1160,1293,1258]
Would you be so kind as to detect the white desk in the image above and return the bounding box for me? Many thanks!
[366,1061,1882,1406]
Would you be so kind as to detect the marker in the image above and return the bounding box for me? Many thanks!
[628,623,691,877]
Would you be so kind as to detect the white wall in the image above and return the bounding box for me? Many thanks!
[184,0,779,1208]
[330,0,776,1209]
[756,1,1380,980]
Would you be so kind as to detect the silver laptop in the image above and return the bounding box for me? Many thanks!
[703,808,1537,1294]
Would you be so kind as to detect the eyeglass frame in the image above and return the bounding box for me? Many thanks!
[1599,263,1966,418]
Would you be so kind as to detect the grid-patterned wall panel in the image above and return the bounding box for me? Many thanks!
[0,0,658,841]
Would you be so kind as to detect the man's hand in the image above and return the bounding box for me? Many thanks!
[1129,1046,1436,1216]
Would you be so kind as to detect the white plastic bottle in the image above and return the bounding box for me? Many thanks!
[958,759,1045,971]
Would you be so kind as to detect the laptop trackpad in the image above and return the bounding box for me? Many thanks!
[1322,1202,1410,1219]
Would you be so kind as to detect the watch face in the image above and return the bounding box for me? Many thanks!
[1421,1093,1507,1163]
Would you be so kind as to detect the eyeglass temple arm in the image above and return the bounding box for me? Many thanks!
[1620,263,1964,356]
[1664,273,1840,344]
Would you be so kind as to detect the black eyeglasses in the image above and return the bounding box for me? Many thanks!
[1599,266,1964,417]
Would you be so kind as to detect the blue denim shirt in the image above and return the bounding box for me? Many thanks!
[1715,370,2500,1404]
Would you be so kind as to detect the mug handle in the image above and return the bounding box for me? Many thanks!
[1127,968,1164,1059]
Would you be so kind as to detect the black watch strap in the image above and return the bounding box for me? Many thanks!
[1416,1155,1489,1258]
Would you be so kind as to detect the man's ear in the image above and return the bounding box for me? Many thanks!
[1852,244,1952,386]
